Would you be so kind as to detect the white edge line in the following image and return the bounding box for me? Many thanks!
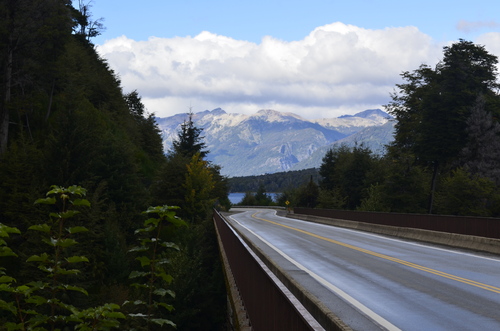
[225,215,326,330]
[231,213,402,331]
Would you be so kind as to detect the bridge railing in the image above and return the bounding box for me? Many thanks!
[213,209,325,331]
[294,208,500,239]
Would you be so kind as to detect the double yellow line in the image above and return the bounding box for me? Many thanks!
[252,213,500,294]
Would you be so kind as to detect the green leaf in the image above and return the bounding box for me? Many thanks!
[0,247,18,257]
[151,318,176,327]
[157,257,170,265]
[66,256,89,263]
[0,224,21,237]
[26,253,50,263]
[67,226,88,234]
[128,245,148,253]
[0,299,17,315]
[25,295,48,305]
[65,285,88,296]
[67,185,87,196]
[144,217,160,227]
[156,272,174,284]
[34,197,56,205]
[60,210,80,219]
[128,313,148,317]
[56,238,78,248]
[157,302,175,311]
[0,276,15,283]
[134,226,155,234]
[28,224,51,233]
[135,256,150,267]
[54,268,80,275]
[159,242,180,250]
[103,312,126,319]
[128,270,148,279]
[72,198,91,207]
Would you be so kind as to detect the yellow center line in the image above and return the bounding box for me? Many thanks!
[251,212,500,294]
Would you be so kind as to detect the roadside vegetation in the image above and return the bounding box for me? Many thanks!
[233,40,500,217]
[0,2,228,329]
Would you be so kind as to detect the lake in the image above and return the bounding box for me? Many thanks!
[228,192,280,204]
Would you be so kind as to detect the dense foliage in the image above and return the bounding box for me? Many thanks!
[241,40,500,217]
[0,1,228,330]
[228,168,320,193]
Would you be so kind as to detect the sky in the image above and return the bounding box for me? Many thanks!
[83,0,500,119]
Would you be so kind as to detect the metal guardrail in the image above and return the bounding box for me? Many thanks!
[213,210,320,331]
[294,208,500,239]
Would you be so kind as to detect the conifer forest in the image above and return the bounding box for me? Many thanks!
[2,1,500,330]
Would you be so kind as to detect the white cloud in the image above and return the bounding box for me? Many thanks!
[97,22,447,119]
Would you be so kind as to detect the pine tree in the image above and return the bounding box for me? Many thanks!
[171,111,208,159]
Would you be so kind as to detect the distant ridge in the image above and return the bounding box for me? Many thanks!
[157,108,395,177]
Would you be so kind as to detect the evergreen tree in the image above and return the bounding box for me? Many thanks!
[386,40,500,213]
[319,144,377,209]
[171,111,208,159]
[295,176,319,208]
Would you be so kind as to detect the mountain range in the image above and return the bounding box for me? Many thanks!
[156,108,395,177]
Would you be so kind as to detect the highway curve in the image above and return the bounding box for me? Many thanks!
[226,208,500,330]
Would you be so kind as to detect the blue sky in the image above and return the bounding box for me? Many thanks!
[84,0,500,118]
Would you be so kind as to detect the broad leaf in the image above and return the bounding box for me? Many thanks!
[0,224,21,237]
[128,270,148,279]
[56,238,78,248]
[72,198,91,207]
[0,247,18,257]
[128,245,148,253]
[25,295,47,305]
[157,302,175,311]
[0,276,15,283]
[28,224,51,233]
[60,210,80,219]
[26,253,50,263]
[156,272,173,284]
[135,256,150,267]
[64,285,88,296]
[66,256,89,263]
[151,318,176,327]
[0,299,17,315]
[34,197,56,205]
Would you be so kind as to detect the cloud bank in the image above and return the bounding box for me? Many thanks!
[97,22,500,119]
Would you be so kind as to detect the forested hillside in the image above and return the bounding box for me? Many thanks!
[279,40,500,217]
[228,168,320,192]
[0,1,228,329]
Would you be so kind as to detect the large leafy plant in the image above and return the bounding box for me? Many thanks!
[126,205,186,330]
[0,185,125,330]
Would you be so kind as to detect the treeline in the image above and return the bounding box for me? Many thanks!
[228,168,320,192]
[278,40,500,217]
[0,1,227,330]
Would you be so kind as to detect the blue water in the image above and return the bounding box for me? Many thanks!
[228,192,279,204]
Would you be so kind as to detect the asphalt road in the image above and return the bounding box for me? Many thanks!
[226,208,500,331]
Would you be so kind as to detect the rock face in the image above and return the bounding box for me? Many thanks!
[157,108,395,177]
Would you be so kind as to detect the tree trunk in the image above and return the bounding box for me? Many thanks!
[428,161,439,214]
[0,47,12,156]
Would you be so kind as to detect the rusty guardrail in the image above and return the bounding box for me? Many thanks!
[213,209,321,331]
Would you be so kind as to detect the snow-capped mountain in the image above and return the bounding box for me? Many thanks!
[156,108,395,177]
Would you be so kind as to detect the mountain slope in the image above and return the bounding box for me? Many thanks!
[157,108,394,176]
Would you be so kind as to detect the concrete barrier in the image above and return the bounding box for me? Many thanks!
[287,213,500,255]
